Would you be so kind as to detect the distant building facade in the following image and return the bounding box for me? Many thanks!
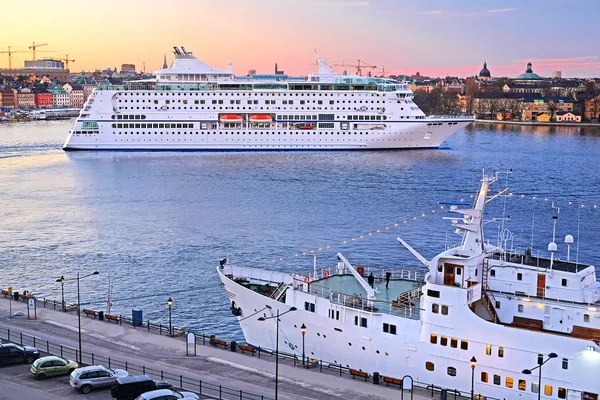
[521,97,574,121]
[1,85,17,108]
[24,59,65,69]
[121,64,136,74]
[49,87,70,107]
[17,88,35,108]
[34,91,53,108]
[585,93,600,120]
[555,111,581,122]
[553,71,562,79]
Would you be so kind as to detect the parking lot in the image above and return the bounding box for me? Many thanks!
[0,358,106,400]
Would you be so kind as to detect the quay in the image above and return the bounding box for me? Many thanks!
[0,294,464,400]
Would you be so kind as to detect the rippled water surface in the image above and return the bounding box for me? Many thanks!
[1,120,599,340]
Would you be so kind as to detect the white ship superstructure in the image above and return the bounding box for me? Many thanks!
[63,46,473,151]
[218,174,600,399]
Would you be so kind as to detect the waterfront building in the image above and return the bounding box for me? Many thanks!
[478,62,491,82]
[17,88,35,108]
[34,91,53,108]
[49,87,70,107]
[521,96,575,121]
[82,84,96,102]
[584,93,600,121]
[555,111,581,122]
[1,85,17,108]
[0,91,2,108]
[121,64,136,75]
[411,81,436,93]
[472,92,532,120]
[24,59,65,69]
[0,68,69,82]
[536,113,551,122]
[553,71,562,79]
[63,83,85,108]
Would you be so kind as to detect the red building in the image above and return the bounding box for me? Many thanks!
[1,85,17,108]
[34,92,53,108]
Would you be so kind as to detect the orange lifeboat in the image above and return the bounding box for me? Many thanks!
[219,114,243,123]
[249,114,272,123]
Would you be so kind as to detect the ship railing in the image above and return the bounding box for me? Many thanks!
[294,276,421,320]
[426,114,474,120]
[95,84,217,92]
[221,265,288,286]
[297,263,426,282]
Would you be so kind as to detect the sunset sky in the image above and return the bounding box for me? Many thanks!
[2,0,599,78]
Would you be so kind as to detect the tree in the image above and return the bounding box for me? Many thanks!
[465,81,479,115]
[547,100,558,121]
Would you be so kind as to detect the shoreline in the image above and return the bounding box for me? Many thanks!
[474,119,600,128]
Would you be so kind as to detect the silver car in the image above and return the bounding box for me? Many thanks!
[135,389,200,399]
[69,365,129,394]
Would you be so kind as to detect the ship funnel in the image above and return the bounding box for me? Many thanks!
[181,46,188,55]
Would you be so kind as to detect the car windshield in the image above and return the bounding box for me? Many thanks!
[32,359,41,367]
[108,368,116,375]
[174,393,184,399]
[13,344,25,351]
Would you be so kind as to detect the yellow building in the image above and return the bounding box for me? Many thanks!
[537,113,551,122]
[555,112,581,122]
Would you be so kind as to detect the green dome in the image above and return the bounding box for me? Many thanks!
[517,62,541,80]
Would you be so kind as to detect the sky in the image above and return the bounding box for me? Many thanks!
[1,0,599,78]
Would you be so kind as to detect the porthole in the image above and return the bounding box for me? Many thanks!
[348,343,352,346]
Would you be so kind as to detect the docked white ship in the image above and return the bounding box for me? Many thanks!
[63,46,473,151]
[218,174,600,399]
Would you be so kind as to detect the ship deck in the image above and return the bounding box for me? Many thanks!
[312,274,421,303]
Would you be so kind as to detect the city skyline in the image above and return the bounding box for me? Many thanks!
[1,0,599,78]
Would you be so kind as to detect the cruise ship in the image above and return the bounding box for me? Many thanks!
[218,173,600,400]
[63,47,473,151]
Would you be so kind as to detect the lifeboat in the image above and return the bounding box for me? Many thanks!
[296,123,315,130]
[249,114,272,123]
[219,114,243,123]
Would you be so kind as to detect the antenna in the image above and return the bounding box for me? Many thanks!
[575,205,581,272]
[565,234,574,262]
[548,202,560,270]
[530,211,535,250]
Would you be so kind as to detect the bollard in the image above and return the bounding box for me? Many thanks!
[230,340,236,352]
[373,372,380,385]
[92,353,94,365]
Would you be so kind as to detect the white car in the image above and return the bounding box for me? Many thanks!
[135,389,200,399]
[69,365,129,394]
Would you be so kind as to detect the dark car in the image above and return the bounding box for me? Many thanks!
[111,375,172,400]
[0,343,40,366]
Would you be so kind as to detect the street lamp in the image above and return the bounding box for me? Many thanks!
[522,352,558,400]
[55,276,66,311]
[258,305,297,400]
[470,356,477,400]
[167,297,173,336]
[301,323,306,366]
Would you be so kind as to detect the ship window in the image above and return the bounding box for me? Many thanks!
[532,382,539,393]
[518,304,524,312]
[335,311,339,320]
[425,362,434,371]
[562,358,568,369]
[495,301,501,309]
[460,340,468,350]
[430,334,437,344]
[354,316,358,325]
[447,367,456,376]
[450,338,458,348]
[490,269,496,277]
[517,273,522,281]
[493,374,500,385]
[360,317,367,328]
[558,387,566,398]
[304,302,315,312]
[544,385,553,396]
[441,305,448,315]
[383,323,396,334]
[481,372,488,383]
[485,344,492,355]
[506,377,514,388]
[584,314,590,322]
[456,268,461,275]
[518,379,526,391]
[498,347,504,357]
[427,289,440,298]
[561,278,567,287]
[432,304,439,314]
[440,337,448,346]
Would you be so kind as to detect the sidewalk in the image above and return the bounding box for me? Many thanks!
[0,295,434,400]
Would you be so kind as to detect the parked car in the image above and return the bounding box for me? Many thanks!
[30,355,78,379]
[69,365,129,394]
[135,389,200,399]
[111,375,172,400]
[0,343,40,366]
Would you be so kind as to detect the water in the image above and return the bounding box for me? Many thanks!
[1,120,600,340]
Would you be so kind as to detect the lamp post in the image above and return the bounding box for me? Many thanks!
[301,323,306,366]
[57,276,65,311]
[470,356,477,400]
[522,352,558,400]
[167,297,173,336]
[76,271,99,364]
[258,305,297,400]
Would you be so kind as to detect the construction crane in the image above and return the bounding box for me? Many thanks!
[58,54,75,69]
[331,60,377,76]
[0,46,27,69]
[29,42,48,62]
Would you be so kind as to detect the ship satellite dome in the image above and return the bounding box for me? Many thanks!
[548,242,558,252]
[565,234,574,244]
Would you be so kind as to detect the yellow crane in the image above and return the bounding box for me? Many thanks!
[331,60,377,76]
[58,54,75,69]
[29,42,48,62]
[0,46,27,69]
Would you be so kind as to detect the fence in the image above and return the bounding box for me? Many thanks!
[0,326,272,400]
